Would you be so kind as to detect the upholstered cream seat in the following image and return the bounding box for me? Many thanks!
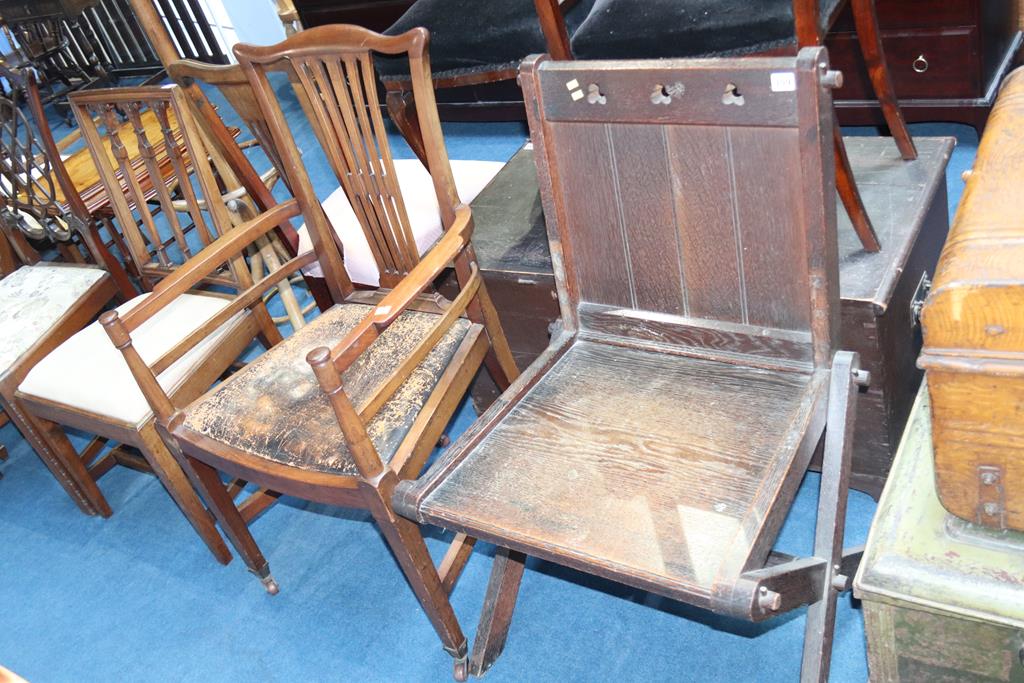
[296,159,504,284]
[19,292,246,428]
[0,264,108,377]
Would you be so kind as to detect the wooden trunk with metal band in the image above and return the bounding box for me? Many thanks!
[854,385,1024,682]
[919,66,1024,532]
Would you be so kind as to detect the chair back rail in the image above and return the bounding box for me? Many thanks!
[234,24,461,293]
[67,85,313,419]
[521,48,841,370]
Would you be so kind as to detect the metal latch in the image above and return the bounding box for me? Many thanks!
[910,270,932,328]
[977,464,1007,529]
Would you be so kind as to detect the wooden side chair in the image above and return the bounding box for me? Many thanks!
[378,0,587,165]
[394,49,868,680]
[14,85,311,565]
[0,209,119,507]
[569,0,917,252]
[162,25,519,680]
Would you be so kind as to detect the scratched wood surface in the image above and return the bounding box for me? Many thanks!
[419,341,822,597]
[180,303,472,476]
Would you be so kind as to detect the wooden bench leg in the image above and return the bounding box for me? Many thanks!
[851,0,917,161]
[801,351,865,682]
[138,422,232,565]
[470,546,527,678]
[362,478,469,680]
[834,122,882,253]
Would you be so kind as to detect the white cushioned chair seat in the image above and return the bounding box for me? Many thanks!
[19,292,246,428]
[0,264,108,376]
[297,159,505,284]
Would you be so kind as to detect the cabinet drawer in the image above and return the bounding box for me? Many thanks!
[827,27,980,100]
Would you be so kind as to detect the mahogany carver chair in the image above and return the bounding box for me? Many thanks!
[378,0,590,166]
[394,49,868,681]
[13,85,310,565]
[164,25,519,679]
[569,0,917,253]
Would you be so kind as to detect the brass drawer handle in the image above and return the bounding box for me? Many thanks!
[913,54,929,73]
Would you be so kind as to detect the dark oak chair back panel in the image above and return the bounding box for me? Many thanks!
[234,24,460,292]
[523,51,841,368]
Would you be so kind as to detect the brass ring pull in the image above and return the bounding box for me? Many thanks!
[913,55,929,73]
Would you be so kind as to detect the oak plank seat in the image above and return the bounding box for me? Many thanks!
[394,49,867,681]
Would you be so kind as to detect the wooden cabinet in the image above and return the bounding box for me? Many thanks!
[828,0,1022,131]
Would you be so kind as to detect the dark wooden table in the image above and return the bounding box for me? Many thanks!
[456,135,954,498]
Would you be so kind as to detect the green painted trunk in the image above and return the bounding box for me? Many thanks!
[854,384,1024,681]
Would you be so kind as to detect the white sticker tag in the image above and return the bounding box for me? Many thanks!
[770,72,796,92]
[565,79,580,91]
[570,90,584,101]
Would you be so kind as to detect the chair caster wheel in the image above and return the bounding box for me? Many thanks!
[453,655,468,682]
[260,574,280,595]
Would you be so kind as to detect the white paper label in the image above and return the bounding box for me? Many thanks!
[770,72,796,92]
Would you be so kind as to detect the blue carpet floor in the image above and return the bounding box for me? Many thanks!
[0,81,979,682]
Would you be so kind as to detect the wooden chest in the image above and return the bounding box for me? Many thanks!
[454,135,953,498]
[919,67,1024,531]
[828,0,1022,131]
[854,386,1024,682]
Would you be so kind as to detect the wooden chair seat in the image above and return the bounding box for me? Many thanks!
[19,292,249,428]
[295,159,503,285]
[176,303,476,476]
[408,340,826,602]
[0,264,109,376]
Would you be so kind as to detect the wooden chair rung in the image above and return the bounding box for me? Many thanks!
[238,488,282,523]
[439,532,476,595]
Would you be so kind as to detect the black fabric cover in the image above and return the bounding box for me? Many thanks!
[571,0,842,60]
[377,0,594,81]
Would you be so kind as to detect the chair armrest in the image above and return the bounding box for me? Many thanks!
[121,198,302,332]
[534,0,573,60]
[332,204,474,370]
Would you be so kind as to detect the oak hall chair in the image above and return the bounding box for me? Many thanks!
[15,85,310,564]
[569,0,917,253]
[164,25,519,680]
[394,49,868,680]
[378,0,589,165]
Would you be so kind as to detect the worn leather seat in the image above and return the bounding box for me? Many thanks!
[177,303,474,476]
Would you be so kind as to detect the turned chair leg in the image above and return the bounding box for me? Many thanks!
[138,422,232,565]
[834,120,881,253]
[363,478,469,680]
[801,351,863,682]
[385,88,430,168]
[457,253,521,392]
[470,546,528,678]
[176,452,278,593]
[850,0,917,160]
